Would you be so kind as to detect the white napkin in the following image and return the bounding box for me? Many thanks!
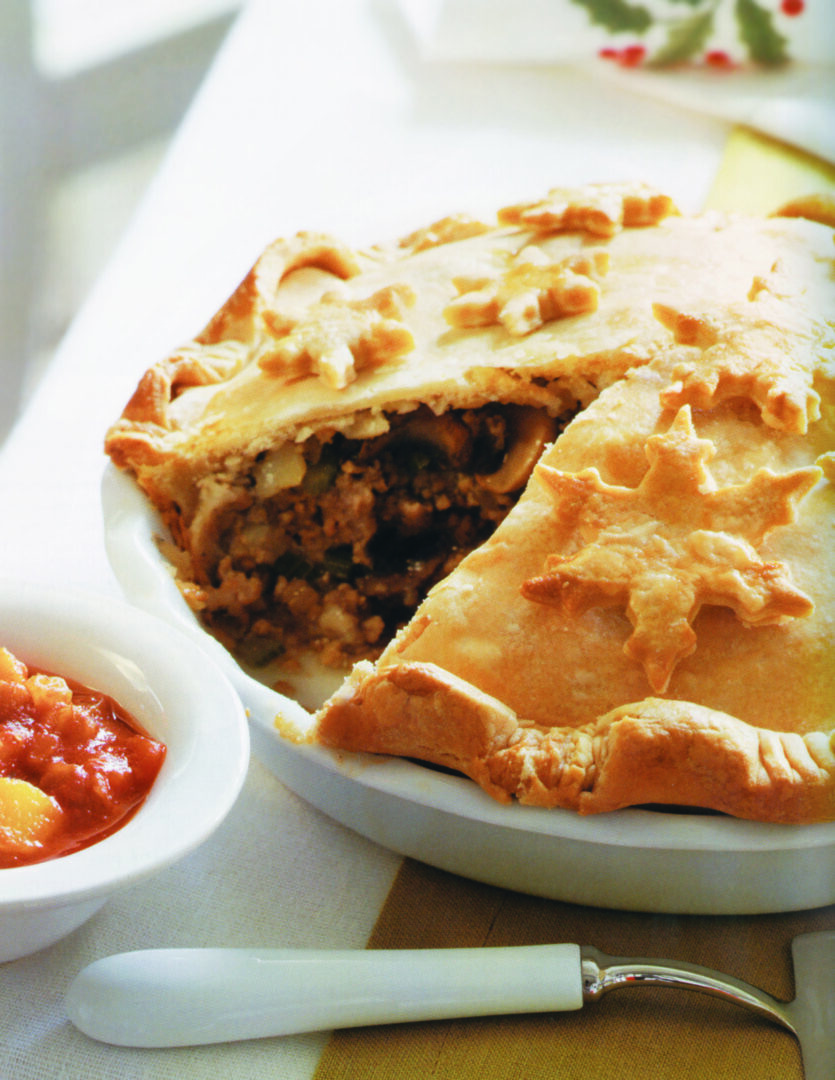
[396,0,835,163]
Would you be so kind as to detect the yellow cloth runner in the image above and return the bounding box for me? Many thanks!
[314,127,835,1080]
[705,126,835,215]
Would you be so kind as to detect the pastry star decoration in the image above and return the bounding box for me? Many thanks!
[522,407,820,693]
[259,283,416,389]
[444,247,609,336]
[399,214,492,253]
[497,181,677,238]
[654,290,826,434]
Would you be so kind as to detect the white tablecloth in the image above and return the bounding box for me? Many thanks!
[0,1,733,1074]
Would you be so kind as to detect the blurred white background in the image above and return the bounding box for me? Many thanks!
[0,0,242,444]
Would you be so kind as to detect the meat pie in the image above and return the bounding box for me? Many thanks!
[106,182,835,822]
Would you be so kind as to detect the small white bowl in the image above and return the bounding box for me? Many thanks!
[0,580,249,962]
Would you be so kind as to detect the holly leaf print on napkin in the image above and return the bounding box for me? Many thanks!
[576,0,796,67]
[735,0,790,64]
[570,0,652,33]
[652,10,715,65]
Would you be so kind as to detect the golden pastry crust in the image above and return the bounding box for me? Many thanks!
[315,358,835,821]
[774,193,835,229]
[316,663,835,823]
[105,182,835,822]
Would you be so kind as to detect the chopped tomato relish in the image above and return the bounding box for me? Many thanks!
[0,646,166,868]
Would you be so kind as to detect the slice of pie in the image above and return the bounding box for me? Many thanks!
[105,182,835,822]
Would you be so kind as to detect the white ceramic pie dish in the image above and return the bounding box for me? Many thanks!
[0,579,249,961]
[101,463,835,915]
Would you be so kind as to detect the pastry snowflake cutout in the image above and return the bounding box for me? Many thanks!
[444,248,609,336]
[654,293,825,434]
[522,406,820,693]
[259,284,416,389]
[498,181,677,238]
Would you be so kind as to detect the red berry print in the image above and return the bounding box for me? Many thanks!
[705,50,735,68]
[620,44,646,67]
[781,0,805,14]
[598,44,645,67]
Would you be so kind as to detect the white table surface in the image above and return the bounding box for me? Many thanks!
[0,1,733,1075]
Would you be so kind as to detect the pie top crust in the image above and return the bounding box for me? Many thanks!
[105,182,835,823]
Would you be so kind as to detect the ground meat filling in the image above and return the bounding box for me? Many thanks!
[195,403,575,668]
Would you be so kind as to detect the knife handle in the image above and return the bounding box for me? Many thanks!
[66,943,584,1047]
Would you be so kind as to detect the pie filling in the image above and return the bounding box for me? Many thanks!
[184,401,574,669]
